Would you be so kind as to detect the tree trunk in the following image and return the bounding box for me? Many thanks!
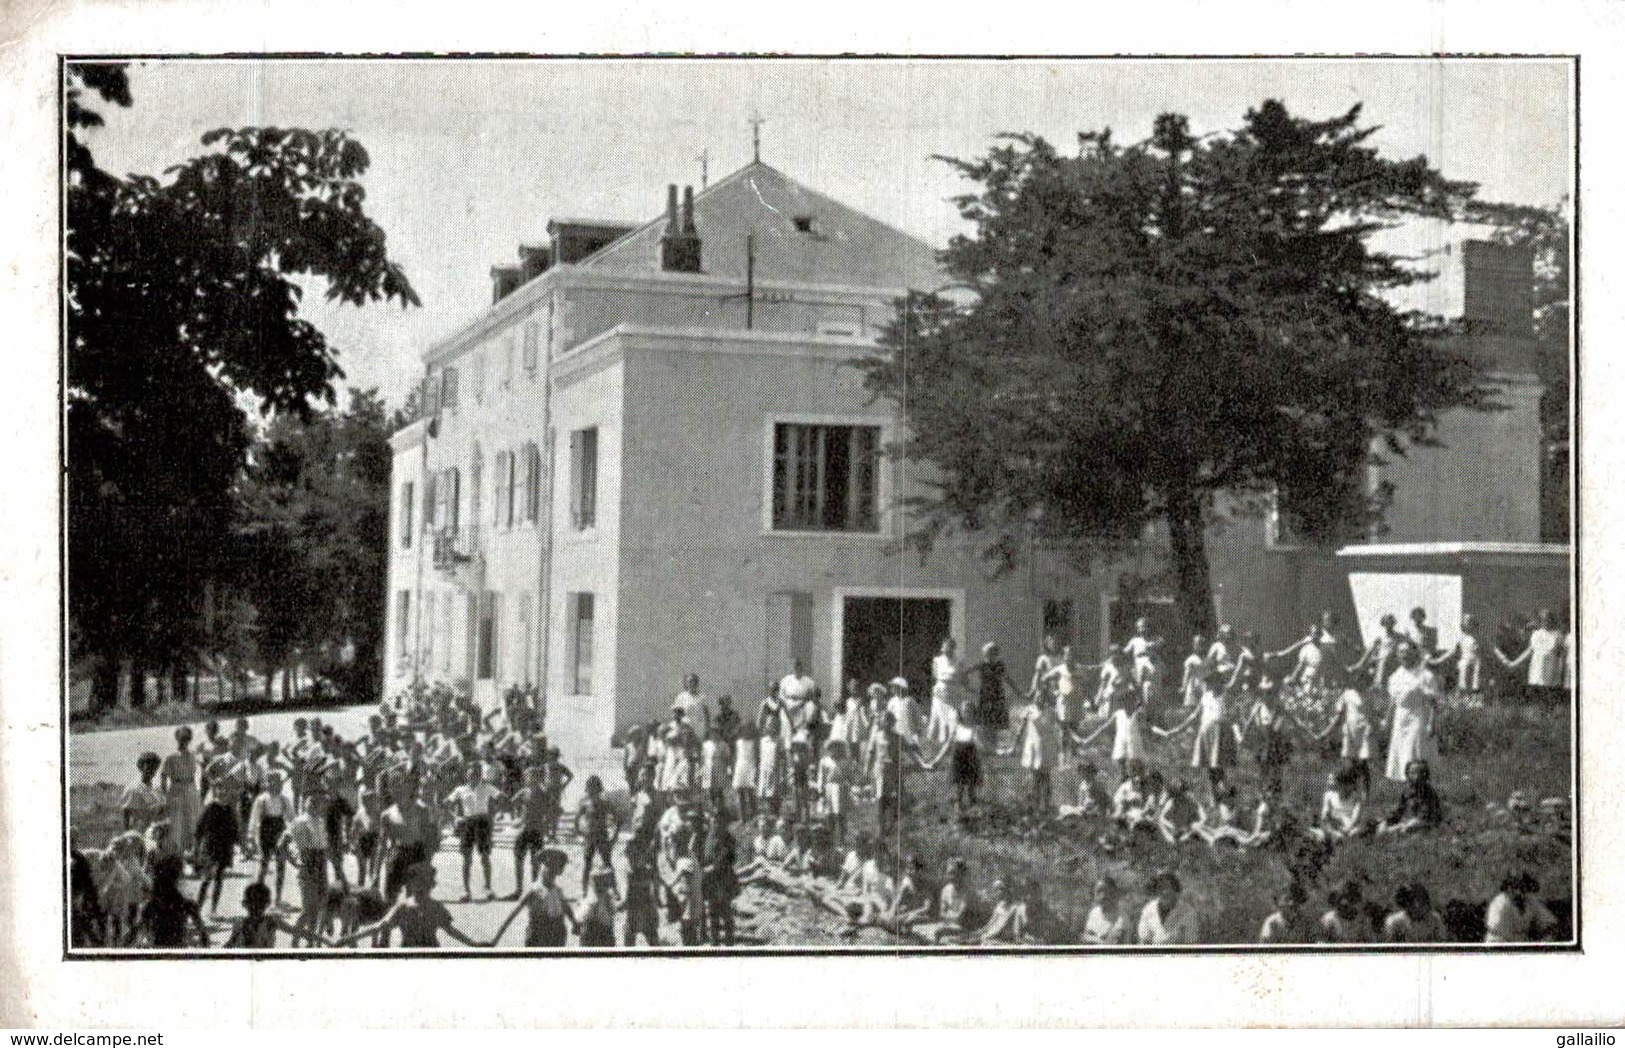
[1165,486,1216,638]
[172,664,189,707]
[265,663,277,704]
[130,664,147,709]
[282,662,294,704]
[91,657,120,717]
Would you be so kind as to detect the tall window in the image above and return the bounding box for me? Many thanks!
[569,592,594,695]
[434,467,461,532]
[526,442,544,523]
[522,323,539,372]
[570,427,598,530]
[477,592,500,681]
[516,442,539,525]
[395,590,412,658]
[772,423,880,532]
[493,449,512,528]
[469,445,483,538]
[399,481,415,547]
[516,593,532,685]
[441,367,459,410]
[474,352,487,404]
[423,591,437,669]
[503,335,515,388]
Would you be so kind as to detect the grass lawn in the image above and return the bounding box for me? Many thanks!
[852,695,1574,945]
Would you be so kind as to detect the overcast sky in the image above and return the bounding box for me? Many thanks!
[76,57,1573,408]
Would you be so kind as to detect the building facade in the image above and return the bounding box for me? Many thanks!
[384,161,1571,768]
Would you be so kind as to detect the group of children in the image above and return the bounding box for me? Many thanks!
[70,602,1569,948]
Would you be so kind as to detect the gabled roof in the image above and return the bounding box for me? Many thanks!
[581,161,943,292]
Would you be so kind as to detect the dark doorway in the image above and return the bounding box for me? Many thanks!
[1107,596,1180,651]
[841,597,952,697]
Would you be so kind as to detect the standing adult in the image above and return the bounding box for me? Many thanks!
[674,673,710,736]
[1384,644,1440,784]
[161,726,202,858]
[963,641,1021,746]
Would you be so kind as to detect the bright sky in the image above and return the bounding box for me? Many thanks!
[76,57,1573,408]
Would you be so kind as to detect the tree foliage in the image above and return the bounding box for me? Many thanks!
[66,63,418,710]
[862,101,1490,633]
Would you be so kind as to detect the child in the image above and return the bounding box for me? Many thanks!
[1377,759,1443,836]
[1110,761,1149,826]
[281,791,331,942]
[1485,870,1559,943]
[489,848,576,947]
[732,724,759,822]
[1159,668,1237,801]
[224,881,318,949]
[1258,881,1318,944]
[887,854,935,933]
[977,878,1024,944]
[1077,686,1149,781]
[1189,782,1248,847]
[120,752,166,834]
[1310,766,1366,843]
[541,747,574,843]
[1002,692,1061,816]
[124,854,209,948]
[194,758,240,915]
[1305,687,1375,798]
[1240,678,1292,798]
[622,725,648,793]
[1082,876,1131,945]
[1383,882,1447,943]
[1136,869,1201,945]
[95,832,150,945]
[662,825,705,946]
[574,774,620,895]
[508,766,552,896]
[1059,762,1110,819]
[757,713,783,818]
[351,786,384,890]
[873,712,905,837]
[702,808,739,945]
[1180,635,1207,707]
[1319,879,1373,943]
[337,862,484,949]
[701,728,730,813]
[623,828,662,947]
[815,739,849,845]
[578,867,620,947]
[446,762,500,902]
[786,726,815,821]
[246,769,293,905]
[1156,779,1201,845]
[929,857,976,944]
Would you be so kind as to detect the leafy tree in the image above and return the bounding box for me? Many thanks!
[67,64,419,712]
[862,102,1489,634]
[234,389,394,703]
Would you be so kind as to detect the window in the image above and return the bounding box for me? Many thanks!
[474,353,487,404]
[477,592,500,681]
[469,446,483,538]
[493,450,512,528]
[568,592,594,695]
[425,373,441,418]
[526,442,544,523]
[440,595,454,674]
[400,481,415,547]
[522,323,539,372]
[516,442,539,525]
[434,467,461,532]
[423,591,437,669]
[793,214,815,233]
[771,423,880,532]
[503,335,515,388]
[395,590,412,657]
[516,593,532,685]
[570,427,598,530]
[442,367,459,410]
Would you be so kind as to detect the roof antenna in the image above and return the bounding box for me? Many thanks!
[749,112,766,164]
[697,148,710,190]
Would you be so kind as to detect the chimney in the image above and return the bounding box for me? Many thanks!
[490,264,523,304]
[1461,240,1534,339]
[660,183,702,273]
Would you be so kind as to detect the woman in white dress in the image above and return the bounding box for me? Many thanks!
[1384,644,1439,784]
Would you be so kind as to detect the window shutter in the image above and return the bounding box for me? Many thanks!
[522,324,538,371]
[426,374,440,418]
[448,467,461,533]
[401,482,415,547]
[424,473,438,531]
[443,367,459,409]
[569,430,583,529]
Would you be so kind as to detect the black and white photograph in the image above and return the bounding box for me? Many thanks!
[57,54,1576,958]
